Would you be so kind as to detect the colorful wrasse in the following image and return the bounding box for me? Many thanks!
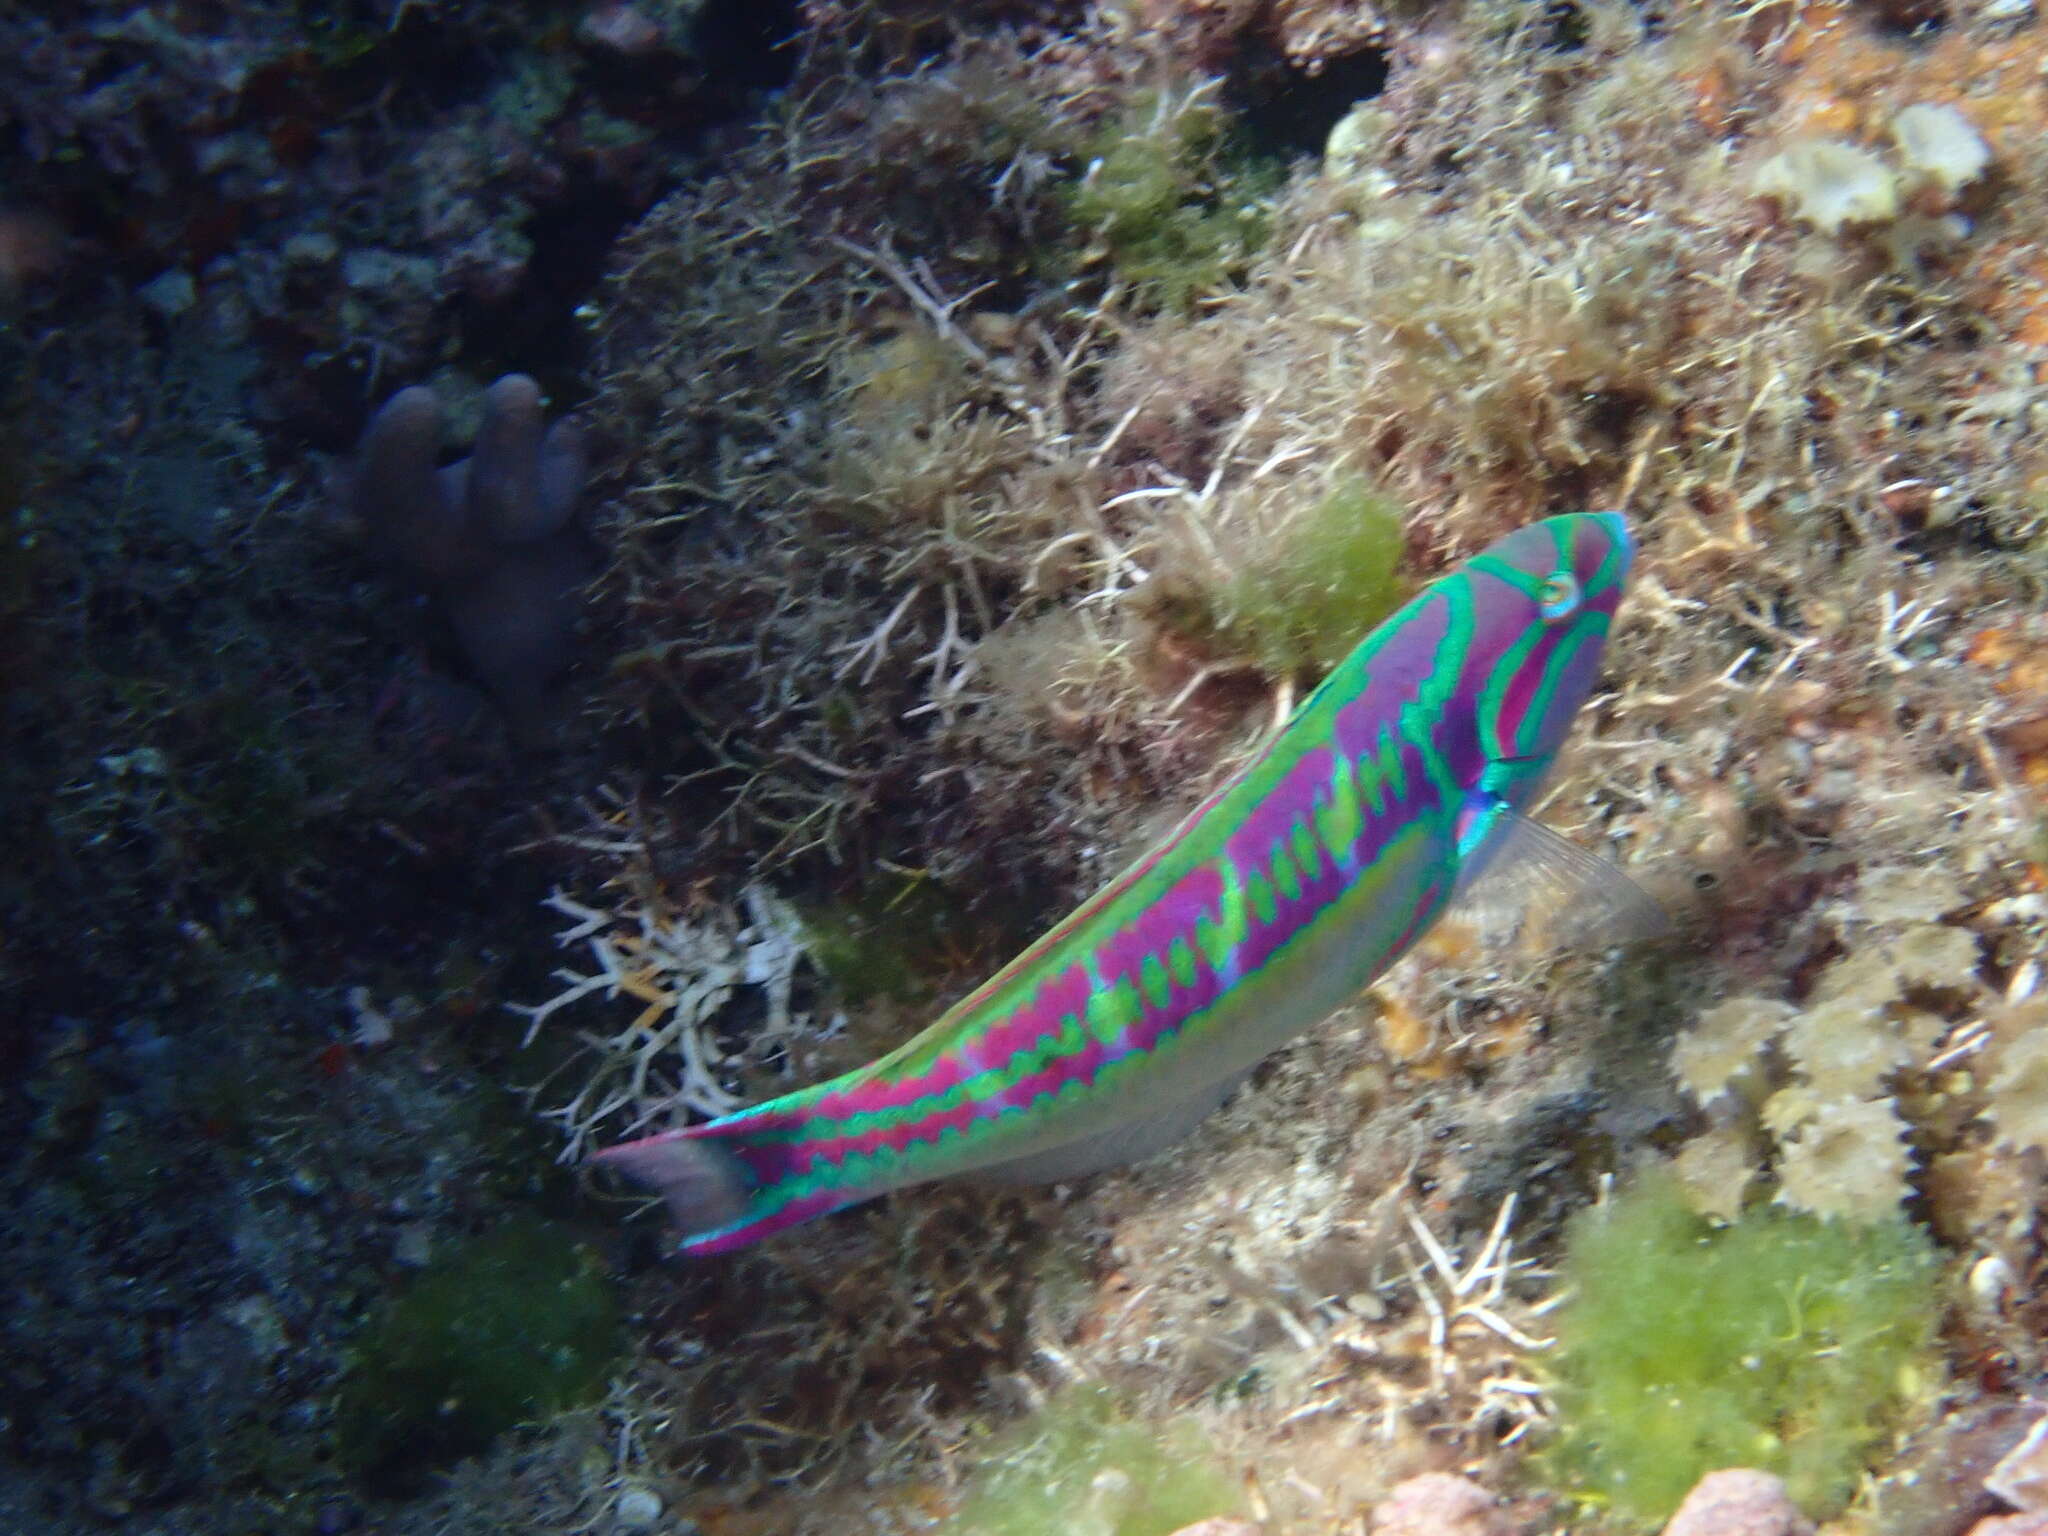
[597,512,1656,1254]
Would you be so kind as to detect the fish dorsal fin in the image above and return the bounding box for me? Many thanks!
[1448,800,1668,951]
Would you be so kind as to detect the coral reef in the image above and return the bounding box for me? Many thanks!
[0,8,787,1530]
[0,0,783,441]
[529,0,2048,1526]
[0,961,593,1532]
[19,0,2048,1532]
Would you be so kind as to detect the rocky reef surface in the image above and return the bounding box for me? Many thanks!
[7,2,2048,1533]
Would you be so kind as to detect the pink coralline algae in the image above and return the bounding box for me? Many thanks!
[1370,1473,1512,1536]
[1660,1470,1814,1536]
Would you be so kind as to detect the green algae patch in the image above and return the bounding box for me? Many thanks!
[1149,477,1407,684]
[1215,478,1406,678]
[1541,1171,1942,1528]
[945,1386,1242,1536]
[336,1217,620,1493]
[803,872,1041,1009]
[1059,86,1277,313]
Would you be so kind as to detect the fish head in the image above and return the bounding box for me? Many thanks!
[1461,510,1634,812]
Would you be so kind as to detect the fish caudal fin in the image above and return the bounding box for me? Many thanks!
[591,1130,754,1238]
[591,1113,859,1255]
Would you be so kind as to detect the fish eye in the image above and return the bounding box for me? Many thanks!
[1537,570,1581,622]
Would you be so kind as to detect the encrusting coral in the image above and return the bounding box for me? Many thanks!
[350,373,594,743]
[1665,908,2002,1223]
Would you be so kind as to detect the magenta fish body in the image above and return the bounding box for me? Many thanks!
[596,512,1640,1254]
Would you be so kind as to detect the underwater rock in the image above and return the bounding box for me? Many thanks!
[612,1483,665,1530]
[1658,1470,1811,1536]
[1370,1473,1508,1536]
[349,373,594,743]
[1988,1413,2048,1514]
[1864,1398,2030,1536]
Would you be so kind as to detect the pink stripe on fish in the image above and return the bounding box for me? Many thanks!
[1492,625,1564,759]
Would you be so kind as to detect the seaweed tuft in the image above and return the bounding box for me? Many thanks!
[944,1384,1244,1536]
[1057,82,1279,314]
[1158,474,1408,683]
[1541,1170,1942,1528]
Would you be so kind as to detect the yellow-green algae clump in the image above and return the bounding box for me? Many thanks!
[1541,1172,1940,1527]
[1209,477,1406,679]
[1146,476,1408,685]
[944,1385,1242,1536]
[1060,85,1277,314]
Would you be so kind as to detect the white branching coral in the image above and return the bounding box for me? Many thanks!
[1775,1097,1915,1221]
[510,883,823,1161]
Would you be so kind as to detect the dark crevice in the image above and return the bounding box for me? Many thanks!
[454,180,647,398]
[1228,43,1390,161]
[691,0,805,91]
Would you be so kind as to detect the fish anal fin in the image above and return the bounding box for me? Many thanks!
[970,1068,1252,1186]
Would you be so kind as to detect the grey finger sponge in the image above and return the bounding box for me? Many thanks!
[351,375,594,742]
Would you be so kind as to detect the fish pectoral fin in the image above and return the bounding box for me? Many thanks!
[969,1068,1252,1186]
[1449,803,1668,950]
